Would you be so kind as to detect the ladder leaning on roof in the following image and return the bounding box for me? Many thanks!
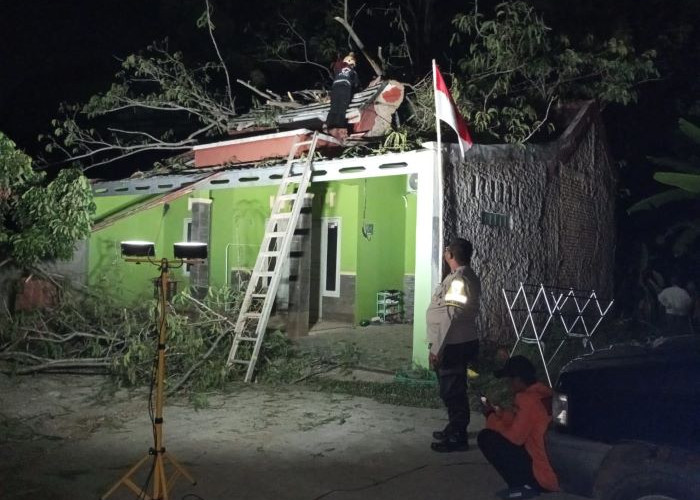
[226,132,320,382]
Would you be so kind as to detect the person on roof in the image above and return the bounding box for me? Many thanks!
[477,355,559,499]
[325,52,360,143]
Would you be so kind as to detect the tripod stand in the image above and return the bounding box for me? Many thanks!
[102,257,196,500]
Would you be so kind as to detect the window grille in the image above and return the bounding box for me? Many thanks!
[481,211,511,229]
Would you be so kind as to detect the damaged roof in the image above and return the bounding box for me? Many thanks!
[229,80,404,137]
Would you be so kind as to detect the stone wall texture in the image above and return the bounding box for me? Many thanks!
[443,102,616,344]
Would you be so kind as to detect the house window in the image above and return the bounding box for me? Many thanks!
[183,218,193,274]
[481,211,511,229]
[320,218,341,297]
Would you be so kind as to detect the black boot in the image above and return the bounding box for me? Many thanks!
[430,433,469,452]
[432,424,453,441]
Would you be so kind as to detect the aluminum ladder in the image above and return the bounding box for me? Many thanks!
[226,133,319,382]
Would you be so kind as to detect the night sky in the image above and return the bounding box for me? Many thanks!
[1,2,162,153]
[2,0,699,192]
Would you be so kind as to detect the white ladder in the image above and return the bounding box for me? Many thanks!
[226,133,319,382]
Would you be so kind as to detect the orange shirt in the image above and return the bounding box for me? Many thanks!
[486,382,560,492]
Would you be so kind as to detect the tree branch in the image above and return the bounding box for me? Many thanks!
[521,95,556,143]
[236,79,279,102]
[204,0,236,114]
[333,16,384,77]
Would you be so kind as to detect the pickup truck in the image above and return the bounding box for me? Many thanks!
[546,335,700,500]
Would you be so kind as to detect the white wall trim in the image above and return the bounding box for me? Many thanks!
[320,217,342,299]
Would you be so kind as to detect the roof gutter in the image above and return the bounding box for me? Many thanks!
[91,170,223,232]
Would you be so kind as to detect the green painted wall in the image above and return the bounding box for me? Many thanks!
[209,185,276,287]
[90,195,171,300]
[88,175,416,318]
[355,176,409,321]
[404,191,417,274]
[309,181,359,273]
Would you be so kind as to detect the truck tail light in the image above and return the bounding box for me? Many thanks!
[553,392,568,427]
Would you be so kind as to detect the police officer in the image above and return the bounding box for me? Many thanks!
[427,238,480,452]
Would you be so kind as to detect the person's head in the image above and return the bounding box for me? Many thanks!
[444,238,473,269]
[343,52,356,67]
[494,355,537,393]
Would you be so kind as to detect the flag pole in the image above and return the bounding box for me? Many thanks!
[432,59,444,280]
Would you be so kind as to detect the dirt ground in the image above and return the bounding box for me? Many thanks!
[0,371,586,500]
[299,322,414,373]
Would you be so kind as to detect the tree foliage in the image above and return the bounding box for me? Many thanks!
[618,115,700,323]
[41,0,661,173]
[626,115,700,284]
[629,117,700,213]
[0,132,94,269]
[1,284,361,399]
[42,40,237,171]
[410,1,658,143]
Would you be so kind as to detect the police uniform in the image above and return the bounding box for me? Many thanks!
[427,264,480,447]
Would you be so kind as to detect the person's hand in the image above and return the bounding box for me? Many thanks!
[482,401,501,418]
[481,400,495,417]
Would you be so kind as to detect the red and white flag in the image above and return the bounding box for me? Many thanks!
[433,62,473,159]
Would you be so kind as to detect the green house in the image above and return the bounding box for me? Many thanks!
[89,135,442,368]
[85,102,617,369]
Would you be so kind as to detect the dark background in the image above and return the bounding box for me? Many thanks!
[2,0,699,308]
[2,0,699,172]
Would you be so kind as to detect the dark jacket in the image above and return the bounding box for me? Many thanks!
[332,63,359,90]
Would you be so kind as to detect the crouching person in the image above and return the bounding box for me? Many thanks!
[477,356,559,499]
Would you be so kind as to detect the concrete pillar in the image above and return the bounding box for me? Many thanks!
[189,198,212,298]
[412,146,441,368]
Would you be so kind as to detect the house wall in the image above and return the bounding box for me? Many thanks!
[88,177,416,328]
[89,195,171,300]
[309,181,359,323]
[355,176,410,322]
[403,192,417,322]
[555,118,616,291]
[308,176,414,324]
[209,185,277,287]
[443,102,616,344]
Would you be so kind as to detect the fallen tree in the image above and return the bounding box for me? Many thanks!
[0,283,360,394]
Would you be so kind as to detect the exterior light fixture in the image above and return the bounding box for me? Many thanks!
[120,240,155,257]
[104,239,208,500]
[174,241,208,260]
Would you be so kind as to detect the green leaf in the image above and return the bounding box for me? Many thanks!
[627,188,700,213]
[646,156,700,173]
[653,172,700,193]
[679,118,700,146]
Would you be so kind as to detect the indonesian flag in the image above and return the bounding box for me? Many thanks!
[433,62,473,159]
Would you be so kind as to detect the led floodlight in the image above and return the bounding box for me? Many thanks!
[174,241,208,260]
[120,240,155,257]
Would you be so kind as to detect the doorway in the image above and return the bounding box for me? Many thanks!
[318,217,341,319]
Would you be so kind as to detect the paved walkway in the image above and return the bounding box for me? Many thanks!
[0,374,585,500]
